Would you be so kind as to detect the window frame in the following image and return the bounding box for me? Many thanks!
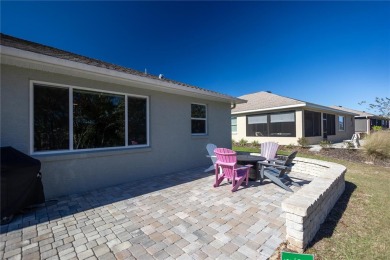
[191,103,207,135]
[30,80,150,155]
[231,117,237,134]
[338,115,345,131]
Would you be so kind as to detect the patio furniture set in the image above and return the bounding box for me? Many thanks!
[206,142,299,193]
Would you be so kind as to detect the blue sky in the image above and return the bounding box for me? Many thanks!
[2,1,389,113]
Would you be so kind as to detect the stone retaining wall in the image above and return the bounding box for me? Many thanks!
[281,157,346,252]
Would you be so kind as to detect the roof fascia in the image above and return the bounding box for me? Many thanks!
[1,46,245,105]
[305,102,359,116]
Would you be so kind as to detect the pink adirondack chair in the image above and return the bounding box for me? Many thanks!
[260,142,279,162]
[213,148,252,192]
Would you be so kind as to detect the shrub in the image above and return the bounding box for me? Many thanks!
[363,131,390,159]
[297,137,309,148]
[319,140,333,149]
[344,141,355,149]
[238,138,248,146]
[372,126,383,132]
[285,143,295,150]
[251,140,259,147]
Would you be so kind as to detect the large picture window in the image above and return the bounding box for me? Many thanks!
[269,112,296,136]
[191,104,207,134]
[247,115,268,136]
[32,83,149,153]
[304,110,321,137]
[73,90,125,149]
[247,111,296,137]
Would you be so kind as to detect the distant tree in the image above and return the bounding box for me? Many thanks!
[359,97,390,118]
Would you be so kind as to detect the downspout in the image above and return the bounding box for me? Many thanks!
[231,103,236,110]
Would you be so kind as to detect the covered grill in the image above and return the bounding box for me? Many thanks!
[1,146,45,224]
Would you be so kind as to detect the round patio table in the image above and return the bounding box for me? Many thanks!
[236,154,266,181]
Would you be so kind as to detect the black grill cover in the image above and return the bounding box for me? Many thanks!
[1,147,45,222]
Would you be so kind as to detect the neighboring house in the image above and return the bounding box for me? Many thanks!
[0,34,245,198]
[232,91,358,145]
[329,106,390,135]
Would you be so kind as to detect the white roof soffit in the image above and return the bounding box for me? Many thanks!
[1,46,245,105]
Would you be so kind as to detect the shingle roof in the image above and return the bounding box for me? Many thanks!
[0,33,241,102]
[329,106,377,117]
[232,91,306,113]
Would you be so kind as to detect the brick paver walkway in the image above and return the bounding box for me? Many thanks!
[0,167,310,260]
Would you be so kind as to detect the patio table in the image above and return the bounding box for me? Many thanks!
[236,154,266,181]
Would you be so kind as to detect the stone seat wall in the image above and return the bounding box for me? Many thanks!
[281,157,346,252]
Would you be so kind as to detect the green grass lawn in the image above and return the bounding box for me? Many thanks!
[305,159,390,260]
[233,146,390,259]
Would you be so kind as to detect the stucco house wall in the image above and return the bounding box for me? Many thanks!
[329,105,389,135]
[1,64,233,198]
[1,34,243,199]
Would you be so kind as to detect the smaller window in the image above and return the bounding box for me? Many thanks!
[338,116,345,131]
[191,104,207,134]
[231,117,237,133]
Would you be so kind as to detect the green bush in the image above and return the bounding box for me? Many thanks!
[297,137,309,147]
[344,141,355,149]
[285,143,295,150]
[363,131,390,159]
[238,138,248,147]
[319,140,333,149]
[251,140,259,147]
[372,125,383,132]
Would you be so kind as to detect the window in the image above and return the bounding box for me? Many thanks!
[34,85,69,151]
[231,117,237,133]
[191,104,207,134]
[32,83,149,153]
[128,96,147,145]
[247,111,296,137]
[269,112,296,136]
[338,116,345,131]
[73,89,125,149]
[247,115,268,136]
[304,110,321,137]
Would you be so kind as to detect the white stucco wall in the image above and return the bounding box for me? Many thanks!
[1,65,232,198]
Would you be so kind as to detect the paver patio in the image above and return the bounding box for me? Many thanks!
[0,167,312,260]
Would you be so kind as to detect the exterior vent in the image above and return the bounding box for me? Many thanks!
[159,74,164,79]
